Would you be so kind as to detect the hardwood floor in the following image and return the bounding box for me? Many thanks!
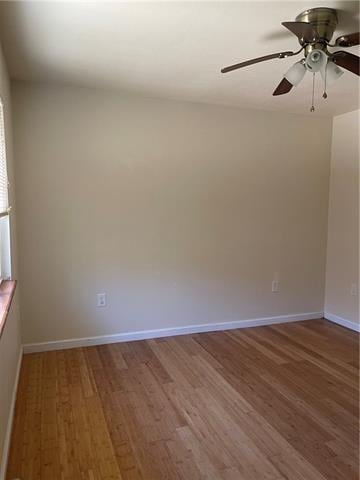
[6,319,359,480]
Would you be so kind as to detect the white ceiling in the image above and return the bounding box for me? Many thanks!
[0,1,359,116]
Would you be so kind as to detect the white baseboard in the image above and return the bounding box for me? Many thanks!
[0,345,23,480]
[324,312,360,332]
[23,311,323,353]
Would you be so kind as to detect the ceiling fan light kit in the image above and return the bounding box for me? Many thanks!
[221,7,359,112]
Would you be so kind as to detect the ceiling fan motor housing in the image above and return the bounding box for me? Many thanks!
[296,7,338,53]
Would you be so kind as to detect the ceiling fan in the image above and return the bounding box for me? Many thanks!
[221,7,359,111]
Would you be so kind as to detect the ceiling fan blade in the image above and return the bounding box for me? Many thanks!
[332,51,360,76]
[335,32,360,47]
[221,51,295,73]
[282,21,319,43]
[272,78,293,96]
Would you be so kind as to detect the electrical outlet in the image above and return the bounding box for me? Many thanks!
[350,283,358,296]
[272,280,279,293]
[97,293,106,307]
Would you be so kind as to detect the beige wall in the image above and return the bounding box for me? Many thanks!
[13,82,332,344]
[325,110,359,325]
[0,46,21,477]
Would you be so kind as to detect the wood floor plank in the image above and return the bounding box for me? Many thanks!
[6,319,359,480]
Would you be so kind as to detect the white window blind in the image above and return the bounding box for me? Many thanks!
[0,97,11,280]
[0,98,9,218]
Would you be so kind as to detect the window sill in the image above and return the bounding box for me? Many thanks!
[0,280,17,339]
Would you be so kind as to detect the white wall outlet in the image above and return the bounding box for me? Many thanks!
[272,280,279,293]
[350,283,358,296]
[97,293,107,307]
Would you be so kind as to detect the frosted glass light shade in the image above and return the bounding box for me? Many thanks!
[305,49,327,73]
[321,60,344,84]
[284,61,306,86]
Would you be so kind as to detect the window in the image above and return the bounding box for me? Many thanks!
[0,97,11,280]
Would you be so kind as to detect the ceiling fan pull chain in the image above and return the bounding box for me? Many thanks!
[310,73,315,112]
[323,62,328,99]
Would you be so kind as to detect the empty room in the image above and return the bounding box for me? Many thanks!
[0,1,359,479]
